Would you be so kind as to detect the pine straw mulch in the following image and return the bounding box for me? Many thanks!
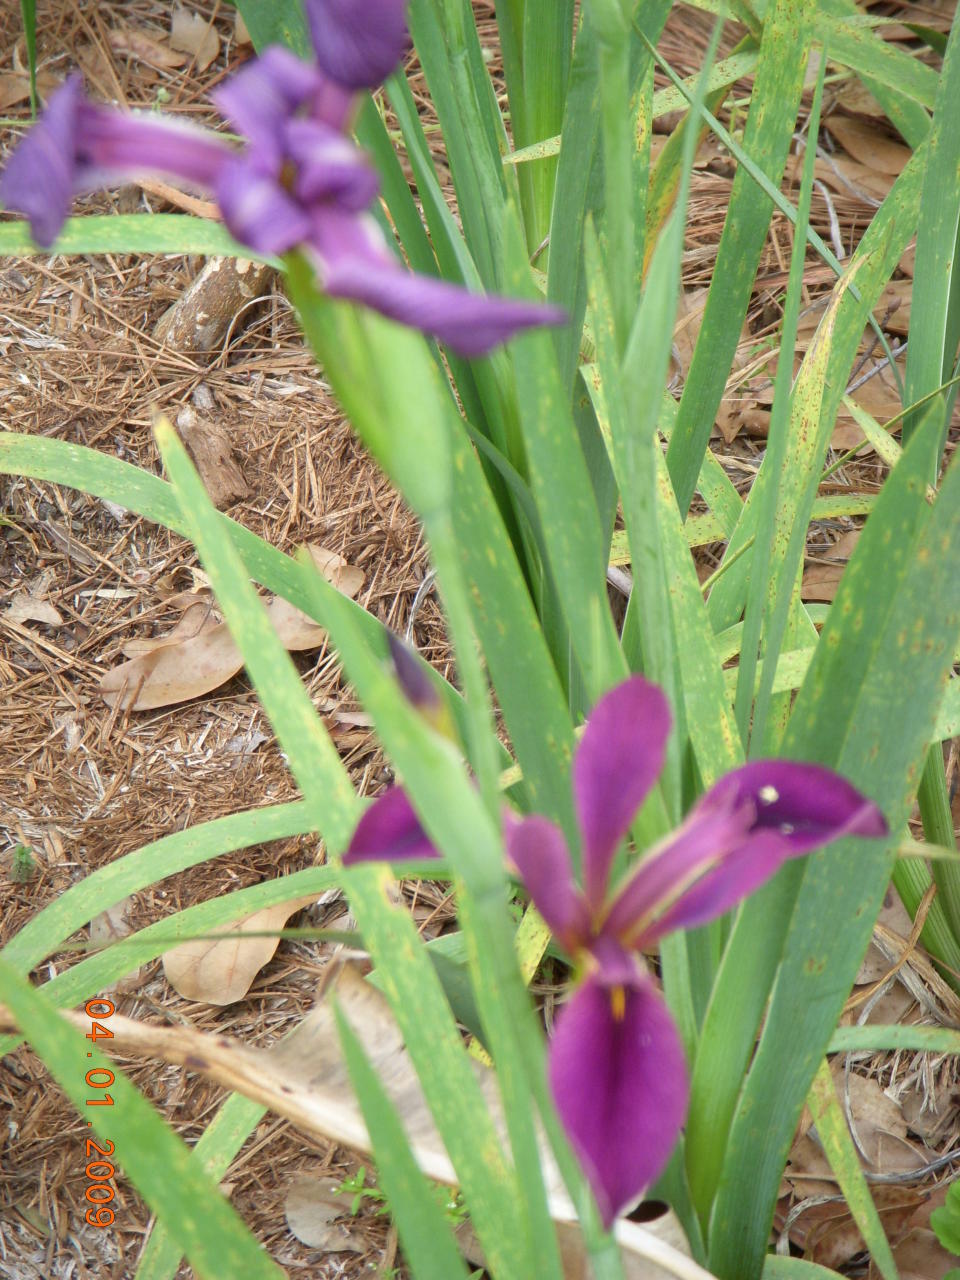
[1,1,959,1278]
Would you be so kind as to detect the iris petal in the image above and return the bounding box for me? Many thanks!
[285,119,379,211]
[213,46,325,169]
[700,760,888,852]
[0,75,84,247]
[605,760,887,945]
[215,157,313,255]
[504,814,589,949]
[309,208,567,356]
[343,787,440,865]
[549,970,689,1228]
[573,676,672,912]
[0,76,230,248]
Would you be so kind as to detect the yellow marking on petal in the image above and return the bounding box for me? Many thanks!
[610,985,627,1022]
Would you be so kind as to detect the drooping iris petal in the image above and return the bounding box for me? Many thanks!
[213,46,325,169]
[574,676,672,912]
[304,0,409,90]
[701,760,888,852]
[285,119,379,211]
[82,109,231,189]
[309,208,567,356]
[504,813,590,950]
[605,761,887,946]
[549,970,689,1228]
[0,75,84,247]
[215,156,313,255]
[0,76,231,248]
[343,786,440,865]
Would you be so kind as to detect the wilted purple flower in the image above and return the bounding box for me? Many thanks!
[0,10,564,356]
[343,675,887,1226]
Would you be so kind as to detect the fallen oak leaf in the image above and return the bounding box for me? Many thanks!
[99,548,363,710]
[305,544,364,599]
[169,6,220,73]
[100,619,248,710]
[284,1174,368,1252]
[0,70,61,111]
[121,599,218,658]
[162,893,318,1004]
[107,26,187,69]
[5,593,63,626]
[826,116,911,178]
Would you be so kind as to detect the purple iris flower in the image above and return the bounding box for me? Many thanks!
[0,6,564,356]
[343,675,888,1226]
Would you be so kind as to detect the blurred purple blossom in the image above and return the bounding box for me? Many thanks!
[0,7,564,356]
[304,0,410,90]
[343,674,887,1226]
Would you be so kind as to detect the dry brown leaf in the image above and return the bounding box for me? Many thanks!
[827,117,911,178]
[107,27,187,68]
[162,893,317,1004]
[885,1228,958,1280]
[121,600,218,658]
[849,371,905,426]
[305,544,365,598]
[234,12,253,46]
[834,1069,927,1175]
[99,549,363,709]
[169,7,220,72]
[816,154,893,204]
[833,79,886,121]
[283,1175,367,1252]
[673,288,757,443]
[831,419,867,450]
[0,966,700,1279]
[176,406,252,508]
[90,899,148,994]
[807,1187,923,1271]
[802,531,860,602]
[5,593,63,626]
[783,1130,838,1200]
[100,621,247,709]
[801,562,846,603]
[0,71,61,111]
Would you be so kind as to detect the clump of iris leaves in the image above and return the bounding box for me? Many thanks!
[2,2,960,1279]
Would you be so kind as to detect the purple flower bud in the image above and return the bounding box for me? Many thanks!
[304,0,410,90]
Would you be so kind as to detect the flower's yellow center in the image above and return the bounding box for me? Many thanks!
[610,985,627,1022]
